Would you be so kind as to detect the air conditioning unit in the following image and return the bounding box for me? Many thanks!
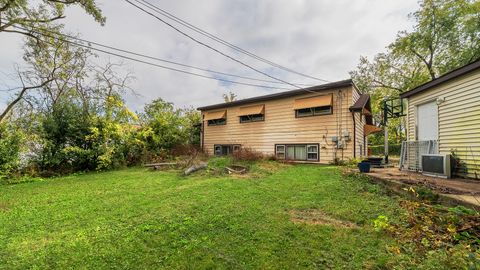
[421,154,452,179]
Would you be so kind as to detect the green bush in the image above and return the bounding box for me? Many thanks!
[369,144,401,156]
[0,123,24,180]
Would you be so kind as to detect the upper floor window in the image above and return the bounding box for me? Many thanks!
[240,114,264,123]
[293,94,333,118]
[296,106,332,117]
[238,104,265,124]
[205,110,227,126]
[208,118,226,126]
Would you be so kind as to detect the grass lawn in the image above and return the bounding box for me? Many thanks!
[0,161,474,269]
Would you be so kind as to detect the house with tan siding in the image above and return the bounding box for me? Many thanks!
[400,59,480,179]
[197,79,380,163]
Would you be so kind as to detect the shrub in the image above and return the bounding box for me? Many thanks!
[170,144,201,157]
[232,147,264,161]
[345,158,363,167]
[330,158,347,166]
[369,144,401,156]
[0,125,24,181]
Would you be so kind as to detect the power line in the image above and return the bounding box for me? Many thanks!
[135,0,330,83]
[11,25,296,90]
[11,23,314,87]
[124,0,307,90]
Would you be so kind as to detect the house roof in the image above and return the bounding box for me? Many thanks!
[349,94,373,125]
[349,94,370,111]
[400,58,480,99]
[197,79,353,111]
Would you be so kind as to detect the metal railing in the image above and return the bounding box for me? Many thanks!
[399,140,439,171]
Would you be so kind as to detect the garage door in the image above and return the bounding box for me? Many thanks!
[417,101,438,140]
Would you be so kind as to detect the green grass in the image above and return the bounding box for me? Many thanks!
[0,162,455,269]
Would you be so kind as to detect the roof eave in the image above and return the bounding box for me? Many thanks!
[197,79,353,111]
[400,58,480,99]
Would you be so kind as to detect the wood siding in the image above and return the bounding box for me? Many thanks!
[201,86,364,163]
[352,87,366,158]
[406,69,480,178]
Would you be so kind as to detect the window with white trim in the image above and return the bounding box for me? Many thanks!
[307,145,319,160]
[275,144,319,161]
[214,144,241,156]
[276,145,285,159]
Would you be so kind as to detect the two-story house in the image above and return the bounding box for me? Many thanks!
[197,79,379,163]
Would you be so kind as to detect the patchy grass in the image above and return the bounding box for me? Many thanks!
[289,209,358,228]
[0,162,477,269]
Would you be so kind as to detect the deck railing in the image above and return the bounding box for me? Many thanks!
[399,140,439,171]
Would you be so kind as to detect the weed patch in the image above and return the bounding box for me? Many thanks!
[289,209,358,228]
[0,201,10,212]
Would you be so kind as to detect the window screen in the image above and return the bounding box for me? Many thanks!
[296,106,332,118]
[208,118,226,126]
[240,114,264,123]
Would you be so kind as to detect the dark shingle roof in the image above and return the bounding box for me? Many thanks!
[197,79,353,111]
[400,59,480,99]
[349,94,370,111]
[349,94,373,125]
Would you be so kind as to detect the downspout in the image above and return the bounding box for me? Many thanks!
[363,135,366,157]
[352,111,356,158]
[201,114,205,152]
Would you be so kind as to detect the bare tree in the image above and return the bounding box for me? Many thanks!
[0,66,55,123]
[223,91,237,103]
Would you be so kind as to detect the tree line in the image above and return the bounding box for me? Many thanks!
[0,0,200,180]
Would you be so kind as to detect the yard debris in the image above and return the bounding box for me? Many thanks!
[184,163,208,175]
[144,162,177,170]
[225,165,248,174]
[289,209,358,228]
[385,199,480,254]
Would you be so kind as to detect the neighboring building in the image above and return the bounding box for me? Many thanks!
[400,59,480,178]
[197,79,380,163]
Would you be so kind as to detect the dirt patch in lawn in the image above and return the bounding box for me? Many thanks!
[289,209,358,228]
[0,202,10,212]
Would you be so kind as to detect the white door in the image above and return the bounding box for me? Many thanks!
[417,101,438,140]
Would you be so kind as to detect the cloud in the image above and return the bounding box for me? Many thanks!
[0,0,418,112]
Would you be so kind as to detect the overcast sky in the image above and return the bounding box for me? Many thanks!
[0,0,419,111]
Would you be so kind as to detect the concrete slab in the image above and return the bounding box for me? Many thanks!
[362,167,480,209]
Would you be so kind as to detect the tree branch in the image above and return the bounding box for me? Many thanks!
[0,79,53,123]
[0,0,14,12]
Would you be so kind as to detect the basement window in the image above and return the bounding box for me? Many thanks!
[214,144,241,156]
[275,144,319,161]
[307,145,319,160]
[296,106,332,118]
[276,145,285,159]
[240,114,264,123]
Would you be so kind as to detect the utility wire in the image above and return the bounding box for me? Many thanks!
[15,24,315,87]
[11,23,315,87]
[124,0,312,91]
[11,25,296,90]
[135,0,329,83]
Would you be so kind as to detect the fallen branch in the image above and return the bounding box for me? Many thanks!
[184,163,207,175]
